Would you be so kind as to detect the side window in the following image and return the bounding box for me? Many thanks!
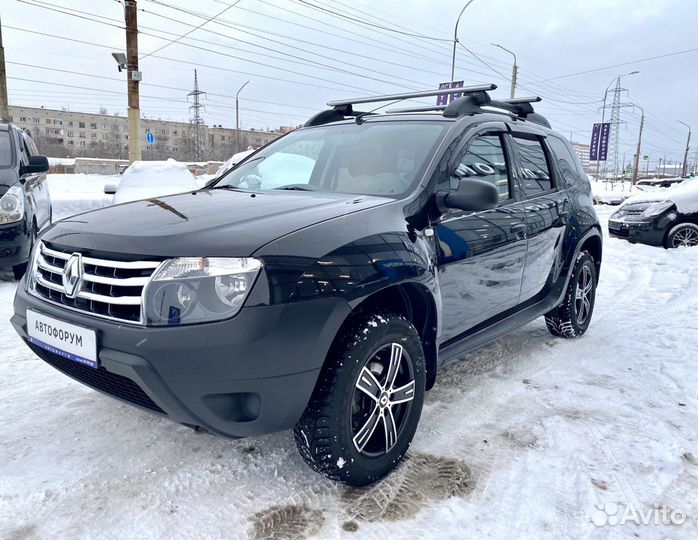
[512,135,552,197]
[456,134,511,202]
[546,136,580,188]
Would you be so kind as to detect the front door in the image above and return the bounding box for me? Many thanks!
[434,129,528,343]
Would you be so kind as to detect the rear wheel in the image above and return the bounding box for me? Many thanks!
[665,223,698,248]
[545,250,597,338]
[294,313,425,486]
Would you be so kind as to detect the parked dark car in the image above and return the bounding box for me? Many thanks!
[608,179,698,248]
[12,86,602,485]
[1,124,51,279]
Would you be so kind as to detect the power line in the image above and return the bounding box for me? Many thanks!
[538,48,697,82]
[140,0,241,59]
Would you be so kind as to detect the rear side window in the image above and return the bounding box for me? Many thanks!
[546,136,580,188]
[512,135,552,197]
[456,135,511,201]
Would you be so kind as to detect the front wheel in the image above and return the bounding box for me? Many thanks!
[294,313,426,486]
[545,250,597,338]
[665,223,698,248]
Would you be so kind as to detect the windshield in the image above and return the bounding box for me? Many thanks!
[0,131,12,168]
[212,121,448,198]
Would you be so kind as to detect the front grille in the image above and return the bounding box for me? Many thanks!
[30,343,165,414]
[31,241,161,324]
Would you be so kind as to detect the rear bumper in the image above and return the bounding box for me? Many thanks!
[12,283,351,438]
[0,220,31,267]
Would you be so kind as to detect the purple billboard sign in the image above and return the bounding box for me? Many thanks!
[589,122,611,161]
[598,122,611,161]
[436,81,465,106]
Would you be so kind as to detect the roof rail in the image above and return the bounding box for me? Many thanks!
[326,84,496,108]
[305,86,550,128]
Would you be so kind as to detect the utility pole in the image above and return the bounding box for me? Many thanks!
[645,155,650,178]
[188,69,206,161]
[631,104,644,185]
[0,16,10,124]
[235,80,249,154]
[678,120,691,178]
[124,0,141,163]
[491,43,517,98]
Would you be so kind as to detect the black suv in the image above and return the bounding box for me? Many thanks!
[1,124,51,278]
[12,86,602,485]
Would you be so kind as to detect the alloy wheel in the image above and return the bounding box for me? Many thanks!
[672,226,698,247]
[351,343,415,457]
[575,265,593,325]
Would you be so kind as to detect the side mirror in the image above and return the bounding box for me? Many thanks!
[21,155,50,175]
[104,183,118,195]
[436,178,499,213]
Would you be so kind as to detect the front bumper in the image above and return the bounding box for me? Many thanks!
[12,283,351,438]
[0,220,31,267]
[608,216,667,247]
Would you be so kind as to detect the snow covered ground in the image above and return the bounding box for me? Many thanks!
[0,206,696,540]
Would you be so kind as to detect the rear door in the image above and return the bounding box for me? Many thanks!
[434,124,528,342]
[507,128,569,303]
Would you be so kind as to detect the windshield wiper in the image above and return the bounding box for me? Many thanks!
[210,184,245,191]
[273,184,318,191]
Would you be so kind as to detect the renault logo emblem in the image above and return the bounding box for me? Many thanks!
[62,253,83,299]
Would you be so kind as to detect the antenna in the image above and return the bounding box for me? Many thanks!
[187,69,207,161]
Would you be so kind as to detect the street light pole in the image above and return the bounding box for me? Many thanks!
[594,71,639,180]
[235,80,249,154]
[678,120,692,178]
[450,0,477,82]
[631,103,644,185]
[491,43,517,98]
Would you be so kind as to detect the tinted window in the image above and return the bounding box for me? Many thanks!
[512,136,552,196]
[215,122,448,198]
[547,136,581,187]
[0,132,12,167]
[455,135,511,201]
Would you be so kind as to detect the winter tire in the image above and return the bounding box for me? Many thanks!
[545,250,597,338]
[665,223,698,248]
[294,312,426,486]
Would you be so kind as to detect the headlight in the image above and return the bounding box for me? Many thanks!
[143,257,262,326]
[0,185,25,224]
[641,200,674,218]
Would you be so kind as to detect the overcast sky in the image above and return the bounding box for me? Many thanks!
[2,0,697,165]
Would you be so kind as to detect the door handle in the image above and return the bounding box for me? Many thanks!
[552,211,570,228]
[510,223,527,236]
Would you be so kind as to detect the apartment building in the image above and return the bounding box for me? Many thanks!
[571,142,591,171]
[8,105,285,161]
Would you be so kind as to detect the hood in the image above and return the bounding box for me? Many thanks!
[621,179,698,214]
[44,188,392,257]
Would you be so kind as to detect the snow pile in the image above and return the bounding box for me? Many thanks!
[0,207,696,539]
[113,159,199,204]
[214,149,255,177]
[621,178,698,213]
[47,174,119,221]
